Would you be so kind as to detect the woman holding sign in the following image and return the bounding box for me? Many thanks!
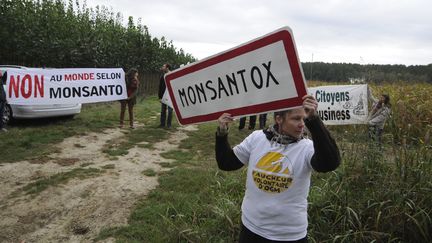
[215,95,340,242]
[119,68,140,129]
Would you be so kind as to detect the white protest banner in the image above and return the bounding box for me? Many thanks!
[309,84,368,125]
[6,68,127,105]
[165,26,307,125]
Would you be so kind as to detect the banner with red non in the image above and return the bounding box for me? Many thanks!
[5,68,127,105]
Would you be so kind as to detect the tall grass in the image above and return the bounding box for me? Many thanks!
[371,82,432,145]
[308,137,431,242]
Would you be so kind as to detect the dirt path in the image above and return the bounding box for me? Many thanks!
[0,123,197,243]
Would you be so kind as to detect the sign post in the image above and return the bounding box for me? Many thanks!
[165,26,307,125]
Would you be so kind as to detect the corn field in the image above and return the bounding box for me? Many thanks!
[371,82,432,145]
[306,81,432,242]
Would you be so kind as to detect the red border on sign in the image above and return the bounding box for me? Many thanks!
[165,28,307,125]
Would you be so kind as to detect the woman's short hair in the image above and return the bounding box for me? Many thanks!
[273,109,294,121]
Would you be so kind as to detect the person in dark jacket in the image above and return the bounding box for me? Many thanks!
[215,95,341,242]
[158,63,173,128]
[0,71,8,132]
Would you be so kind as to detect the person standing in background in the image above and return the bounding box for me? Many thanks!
[259,113,268,129]
[239,114,268,130]
[119,68,139,129]
[239,115,257,130]
[0,71,8,132]
[158,63,172,128]
[368,93,391,145]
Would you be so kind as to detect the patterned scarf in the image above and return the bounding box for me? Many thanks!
[263,124,302,146]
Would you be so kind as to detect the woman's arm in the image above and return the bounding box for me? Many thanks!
[215,130,244,171]
[302,95,341,173]
[306,115,341,172]
[215,114,244,171]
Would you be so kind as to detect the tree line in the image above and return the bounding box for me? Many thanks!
[302,62,432,83]
[0,0,196,73]
[1,0,430,84]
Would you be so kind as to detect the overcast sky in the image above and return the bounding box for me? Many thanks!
[85,0,431,66]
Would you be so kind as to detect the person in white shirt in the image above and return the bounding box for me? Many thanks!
[215,95,340,242]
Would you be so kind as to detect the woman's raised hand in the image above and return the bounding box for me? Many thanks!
[302,95,318,118]
[218,113,234,130]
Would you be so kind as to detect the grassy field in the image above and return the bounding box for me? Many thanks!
[1,83,431,242]
[0,96,171,163]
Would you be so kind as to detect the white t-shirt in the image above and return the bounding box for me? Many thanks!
[233,130,314,241]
